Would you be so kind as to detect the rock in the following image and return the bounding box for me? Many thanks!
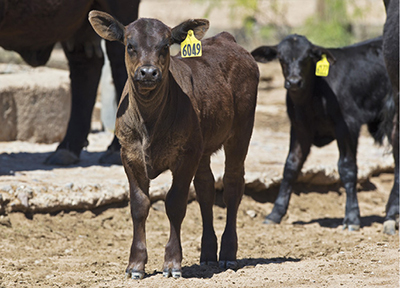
[0,64,71,143]
[0,215,12,227]
[246,210,257,218]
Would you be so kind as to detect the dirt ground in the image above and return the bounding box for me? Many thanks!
[0,174,398,288]
[1,62,399,288]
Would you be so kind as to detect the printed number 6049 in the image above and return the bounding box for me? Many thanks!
[182,43,201,57]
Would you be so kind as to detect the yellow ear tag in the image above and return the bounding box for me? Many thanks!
[181,30,202,58]
[315,54,330,77]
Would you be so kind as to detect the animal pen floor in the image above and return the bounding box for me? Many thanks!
[0,61,398,287]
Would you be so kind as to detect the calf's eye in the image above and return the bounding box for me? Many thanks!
[127,44,135,53]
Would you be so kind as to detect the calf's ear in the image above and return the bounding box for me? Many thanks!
[88,10,125,43]
[311,46,336,65]
[251,46,278,63]
[171,19,210,44]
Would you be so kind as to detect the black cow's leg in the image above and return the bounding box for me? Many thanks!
[121,146,150,280]
[164,155,199,278]
[193,155,218,266]
[98,41,127,164]
[45,34,104,165]
[265,127,311,224]
[384,104,399,235]
[336,128,360,231]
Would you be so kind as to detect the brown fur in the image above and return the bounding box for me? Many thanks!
[89,11,259,278]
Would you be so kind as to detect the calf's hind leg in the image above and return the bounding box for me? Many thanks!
[194,155,218,266]
[219,128,253,269]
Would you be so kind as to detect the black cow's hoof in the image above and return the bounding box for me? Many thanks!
[163,268,181,278]
[99,150,122,165]
[44,149,79,166]
[383,220,398,235]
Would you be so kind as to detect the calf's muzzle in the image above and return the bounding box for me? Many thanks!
[134,65,162,86]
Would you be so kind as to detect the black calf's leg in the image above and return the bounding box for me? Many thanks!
[194,156,218,266]
[265,127,311,224]
[336,131,360,231]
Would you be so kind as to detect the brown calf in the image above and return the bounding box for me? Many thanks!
[89,11,259,279]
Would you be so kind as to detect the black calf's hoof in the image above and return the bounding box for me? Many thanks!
[343,224,360,231]
[44,149,79,166]
[200,261,218,267]
[218,260,238,270]
[383,220,398,235]
[263,218,278,225]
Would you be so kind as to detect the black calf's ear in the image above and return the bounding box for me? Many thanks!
[251,46,278,63]
[171,19,210,44]
[88,10,125,43]
[311,46,336,65]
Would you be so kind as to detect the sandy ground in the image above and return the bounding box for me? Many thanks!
[0,61,399,287]
[0,174,398,287]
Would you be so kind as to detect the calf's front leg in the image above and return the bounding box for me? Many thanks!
[121,148,150,280]
[265,127,311,224]
[163,155,200,278]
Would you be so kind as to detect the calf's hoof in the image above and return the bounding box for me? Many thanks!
[383,220,398,235]
[126,269,145,280]
[200,261,218,267]
[343,224,360,231]
[163,268,181,278]
[44,149,79,166]
[99,150,122,165]
[219,260,238,270]
[263,218,278,225]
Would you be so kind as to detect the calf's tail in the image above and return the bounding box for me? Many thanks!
[368,92,395,145]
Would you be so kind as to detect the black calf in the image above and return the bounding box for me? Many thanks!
[252,35,394,231]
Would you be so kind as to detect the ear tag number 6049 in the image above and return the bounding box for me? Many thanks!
[181,30,202,58]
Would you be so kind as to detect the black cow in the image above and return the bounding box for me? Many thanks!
[251,35,394,231]
[0,0,140,165]
[382,0,399,235]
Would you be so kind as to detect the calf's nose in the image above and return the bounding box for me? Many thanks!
[285,76,303,90]
[135,65,161,82]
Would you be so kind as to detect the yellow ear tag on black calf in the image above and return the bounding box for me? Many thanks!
[181,30,202,58]
[315,54,330,77]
